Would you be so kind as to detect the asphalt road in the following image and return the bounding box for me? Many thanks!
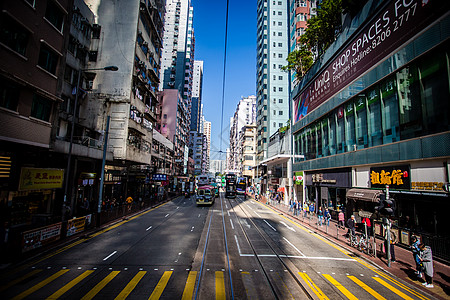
[0,193,434,299]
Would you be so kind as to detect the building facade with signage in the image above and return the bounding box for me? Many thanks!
[292,0,450,257]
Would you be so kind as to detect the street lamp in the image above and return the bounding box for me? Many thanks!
[62,66,118,221]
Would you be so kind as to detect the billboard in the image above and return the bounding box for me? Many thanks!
[294,0,449,123]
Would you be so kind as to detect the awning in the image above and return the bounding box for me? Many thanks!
[346,188,381,202]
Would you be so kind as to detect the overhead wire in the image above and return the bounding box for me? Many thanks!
[219,0,230,161]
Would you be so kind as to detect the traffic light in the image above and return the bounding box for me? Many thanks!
[375,194,385,213]
[382,197,396,216]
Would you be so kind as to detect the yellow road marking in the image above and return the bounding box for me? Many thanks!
[0,269,42,292]
[115,271,146,300]
[373,277,415,300]
[323,274,357,300]
[47,270,94,299]
[348,276,386,300]
[181,271,197,300]
[256,201,429,300]
[11,269,69,300]
[149,271,172,300]
[4,202,172,278]
[215,271,226,300]
[298,272,329,300]
[81,270,120,300]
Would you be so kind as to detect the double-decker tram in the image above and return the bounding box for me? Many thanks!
[225,173,237,198]
[236,177,247,197]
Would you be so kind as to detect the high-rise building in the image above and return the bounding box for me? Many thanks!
[203,120,211,172]
[84,0,166,194]
[229,96,257,172]
[190,60,203,131]
[256,0,290,162]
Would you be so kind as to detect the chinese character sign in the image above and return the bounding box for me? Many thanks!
[19,168,64,191]
[370,165,410,189]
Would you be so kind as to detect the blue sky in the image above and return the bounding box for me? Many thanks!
[192,0,257,161]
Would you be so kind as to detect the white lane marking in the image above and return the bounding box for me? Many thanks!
[165,214,169,217]
[146,226,152,231]
[278,255,355,261]
[191,226,195,232]
[226,204,228,209]
[177,206,179,209]
[227,211,230,216]
[246,205,252,209]
[283,237,305,257]
[198,214,201,218]
[230,219,235,229]
[280,221,296,232]
[263,219,277,231]
[254,211,262,218]
[174,252,182,262]
[103,251,117,261]
[234,235,242,255]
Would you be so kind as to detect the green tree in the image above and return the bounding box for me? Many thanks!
[281,45,313,82]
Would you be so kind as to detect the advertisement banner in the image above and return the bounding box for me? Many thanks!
[19,168,64,191]
[22,223,62,253]
[67,217,87,237]
[294,171,304,185]
[294,0,449,123]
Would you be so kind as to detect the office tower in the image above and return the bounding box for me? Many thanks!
[256,0,290,162]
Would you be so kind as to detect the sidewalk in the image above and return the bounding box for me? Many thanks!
[257,198,450,300]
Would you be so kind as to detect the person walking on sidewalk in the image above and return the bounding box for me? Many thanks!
[419,243,434,288]
[324,208,331,226]
[317,207,323,226]
[347,215,356,237]
[411,236,422,278]
[384,226,397,262]
[338,210,345,228]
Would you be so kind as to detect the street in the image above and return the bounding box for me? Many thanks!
[0,194,434,299]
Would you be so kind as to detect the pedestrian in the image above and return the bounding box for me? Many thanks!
[419,243,434,288]
[126,196,133,211]
[289,198,293,212]
[384,226,397,262]
[338,210,345,228]
[347,215,356,237]
[324,208,331,226]
[317,207,323,226]
[309,203,315,216]
[411,236,422,278]
[293,201,298,216]
[81,197,90,215]
[361,217,372,235]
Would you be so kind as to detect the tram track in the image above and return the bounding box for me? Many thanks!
[226,195,315,300]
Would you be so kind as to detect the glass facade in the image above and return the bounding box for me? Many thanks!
[295,42,450,160]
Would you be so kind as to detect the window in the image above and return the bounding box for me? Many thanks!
[273,87,276,92]
[345,101,356,152]
[0,79,20,111]
[273,31,276,36]
[278,22,282,26]
[355,96,368,149]
[278,11,282,15]
[278,1,282,5]
[38,44,59,74]
[278,99,283,103]
[273,98,276,104]
[397,66,422,139]
[273,42,276,47]
[273,122,276,127]
[279,123,283,127]
[367,88,382,147]
[0,15,29,56]
[273,11,276,15]
[31,94,52,121]
[273,110,276,115]
[279,111,283,115]
[45,1,65,32]
[273,75,276,80]
[278,43,282,47]
[279,76,283,80]
[278,32,282,36]
[278,64,283,69]
[279,87,283,92]
[278,54,283,58]
[380,77,399,143]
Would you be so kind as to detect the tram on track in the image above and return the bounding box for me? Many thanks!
[225,173,237,198]
[195,185,215,205]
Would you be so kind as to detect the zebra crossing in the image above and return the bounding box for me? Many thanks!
[0,266,428,300]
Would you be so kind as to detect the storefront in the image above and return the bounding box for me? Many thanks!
[305,169,351,218]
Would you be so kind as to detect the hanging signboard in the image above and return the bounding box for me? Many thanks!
[370,165,410,189]
[19,168,64,191]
